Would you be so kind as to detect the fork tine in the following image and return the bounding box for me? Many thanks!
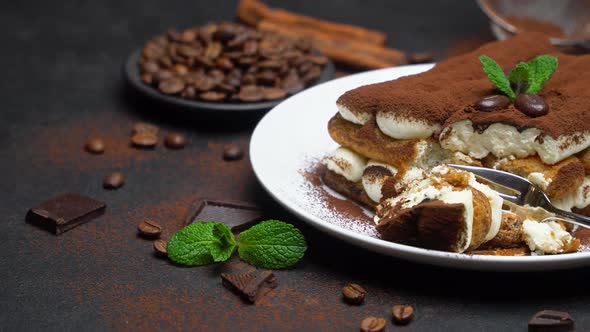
[448,164,533,194]
[497,192,521,204]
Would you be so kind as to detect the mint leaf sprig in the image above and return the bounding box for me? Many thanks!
[167,220,307,269]
[479,54,558,101]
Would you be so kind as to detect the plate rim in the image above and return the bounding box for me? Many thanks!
[122,49,335,112]
[249,64,590,271]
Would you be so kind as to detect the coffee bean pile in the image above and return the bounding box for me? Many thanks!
[139,22,328,103]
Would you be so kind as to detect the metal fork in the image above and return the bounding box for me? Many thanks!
[449,164,590,228]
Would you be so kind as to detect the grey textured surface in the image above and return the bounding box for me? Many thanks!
[1,1,589,331]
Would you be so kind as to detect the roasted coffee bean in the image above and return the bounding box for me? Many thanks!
[257,70,277,86]
[342,283,365,305]
[474,94,511,111]
[282,70,304,94]
[158,56,173,68]
[164,133,186,149]
[142,42,165,59]
[84,137,105,154]
[205,42,222,59]
[141,73,153,85]
[238,85,264,102]
[138,220,162,238]
[159,77,185,94]
[529,310,574,332]
[360,317,387,332]
[200,91,227,101]
[103,172,124,189]
[131,132,158,148]
[307,54,329,65]
[153,239,168,257]
[153,70,173,83]
[133,122,159,135]
[194,76,216,91]
[242,74,256,85]
[181,86,196,99]
[262,87,287,100]
[302,66,322,84]
[223,144,244,161]
[515,93,549,117]
[392,304,414,324]
[216,83,236,93]
[213,25,237,43]
[172,64,188,76]
[141,60,160,74]
[216,57,234,70]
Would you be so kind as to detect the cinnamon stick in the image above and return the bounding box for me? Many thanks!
[237,0,387,46]
[258,20,406,69]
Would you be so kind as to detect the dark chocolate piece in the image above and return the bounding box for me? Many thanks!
[221,270,277,303]
[184,198,264,231]
[26,193,106,235]
[528,310,574,332]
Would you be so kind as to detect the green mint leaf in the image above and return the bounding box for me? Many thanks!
[526,55,558,94]
[479,55,516,100]
[167,222,236,266]
[237,220,307,269]
[507,62,530,95]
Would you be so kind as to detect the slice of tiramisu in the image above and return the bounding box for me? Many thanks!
[321,32,588,254]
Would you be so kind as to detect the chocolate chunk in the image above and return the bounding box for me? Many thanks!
[221,270,277,303]
[474,95,511,111]
[26,193,106,235]
[103,172,125,189]
[184,198,264,231]
[516,93,549,117]
[529,310,574,332]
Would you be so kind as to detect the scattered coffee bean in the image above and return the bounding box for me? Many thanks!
[474,94,511,111]
[529,310,574,332]
[223,144,244,161]
[138,220,162,238]
[153,239,168,257]
[408,52,434,64]
[515,93,549,117]
[84,137,105,154]
[342,283,366,305]
[164,133,186,149]
[133,122,159,135]
[131,132,158,148]
[392,304,414,325]
[158,77,185,94]
[103,172,125,190]
[139,22,326,103]
[360,317,387,332]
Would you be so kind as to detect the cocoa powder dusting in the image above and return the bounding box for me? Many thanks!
[338,32,590,139]
[505,16,565,38]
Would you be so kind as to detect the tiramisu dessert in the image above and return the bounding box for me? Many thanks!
[321,32,590,255]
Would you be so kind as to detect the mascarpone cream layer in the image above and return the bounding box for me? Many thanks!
[522,220,575,255]
[440,120,590,165]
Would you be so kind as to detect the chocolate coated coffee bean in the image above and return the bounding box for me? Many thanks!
[138,220,162,238]
[103,172,124,189]
[85,138,105,154]
[131,132,158,148]
[153,239,168,257]
[164,133,186,149]
[474,95,510,111]
[342,283,366,305]
[223,144,244,161]
[360,317,387,332]
[515,93,549,117]
[392,304,414,325]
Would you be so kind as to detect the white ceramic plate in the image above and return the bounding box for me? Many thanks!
[250,64,590,271]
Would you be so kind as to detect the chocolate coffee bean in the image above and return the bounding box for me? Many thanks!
[164,133,186,149]
[474,95,511,111]
[392,304,414,325]
[153,239,168,257]
[138,220,162,238]
[515,93,549,117]
[360,317,387,332]
[342,283,366,305]
[223,144,244,161]
[103,172,125,189]
[158,77,185,94]
[85,138,105,154]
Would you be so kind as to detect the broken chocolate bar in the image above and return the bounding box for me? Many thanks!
[26,193,106,235]
[221,270,277,303]
[184,198,264,231]
[529,310,574,332]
